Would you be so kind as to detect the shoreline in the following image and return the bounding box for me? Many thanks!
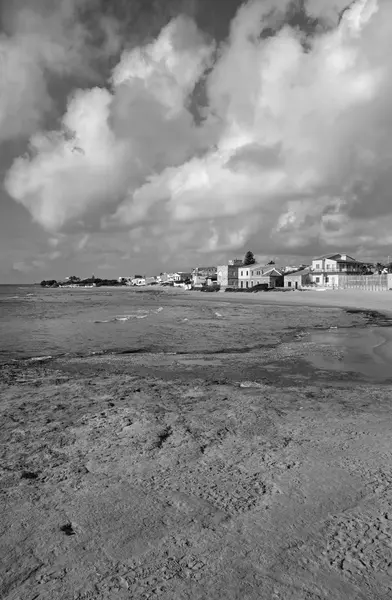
[2,296,392,367]
[3,295,392,598]
[186,288,392,316]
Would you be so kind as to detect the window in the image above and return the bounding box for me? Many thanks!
[325,276,329,283]
[241,270,243,276]
[257,271,260,275]
[246,271,249,276]
[240,281,243,288]
[246,281,249,288]
[288,281,291,287]
[316,263,321,269]
[316,277,320,283]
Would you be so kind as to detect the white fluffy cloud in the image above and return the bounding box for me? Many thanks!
[5,0,392,262]
[0,0,121,142]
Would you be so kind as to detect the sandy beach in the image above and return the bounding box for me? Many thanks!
[195,287,392,314]
[2,289,392,599]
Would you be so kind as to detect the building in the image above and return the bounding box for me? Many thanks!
[237,264,284,289]
[236,264,283,288]
[253,267,284,288]
[118,276,133,285]
[217,265,239,288]
[311,253,366,287]
[159,273,176,283]
[145,276,157,285]
[284,269,312,289]
[173,272,192,282]
[132,276,146,286]
[191,266,217,287]
[238,265,252,288]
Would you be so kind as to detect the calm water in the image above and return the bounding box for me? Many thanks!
[307,327,392,381]
[1,285,392,382]
[0,285,187,362]
[0,284,285,362]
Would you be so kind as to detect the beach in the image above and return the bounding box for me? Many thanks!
[2,287,392,599]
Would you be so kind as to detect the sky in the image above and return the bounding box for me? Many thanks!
[0,0,391,282]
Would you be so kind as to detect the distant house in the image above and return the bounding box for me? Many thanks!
[173,272,192,282]
[145,276,157,285]
[159,273,175,283]
[284,269,312,289]
[237,264,283,289]
[192,266,217,287]
[311,253,366,287]
[132,276,146,286]
[252,267,284,288]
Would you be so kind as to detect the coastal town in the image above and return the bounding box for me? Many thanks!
[45,251,392,292]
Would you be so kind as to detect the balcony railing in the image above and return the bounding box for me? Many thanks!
[311,268,364,274]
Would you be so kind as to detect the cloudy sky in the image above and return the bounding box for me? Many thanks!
[0,0,390,282]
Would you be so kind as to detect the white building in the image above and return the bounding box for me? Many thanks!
[311,254,365,287]
[132,277,146,286]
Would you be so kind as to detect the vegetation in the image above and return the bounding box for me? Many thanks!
[40,280,59,288]
[200,284,220,292]
[243,250,256,265]
[373,262,392,274]
[40,278,126,288]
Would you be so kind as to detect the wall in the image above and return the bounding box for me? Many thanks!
[238,266,251,285]
[338,274,389,291]
[284,273,311,288]
[217,265,239,288]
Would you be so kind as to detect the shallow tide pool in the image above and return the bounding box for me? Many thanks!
[307,327,392,382]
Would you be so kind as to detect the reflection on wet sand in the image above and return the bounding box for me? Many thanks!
[307,327,392,381]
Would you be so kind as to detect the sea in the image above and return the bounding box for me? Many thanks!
[0,284,191,363]
[2,284,392,382]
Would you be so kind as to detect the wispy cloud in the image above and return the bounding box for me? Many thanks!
[4,0,392,262]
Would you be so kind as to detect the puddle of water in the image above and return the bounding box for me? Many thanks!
[307,327,392,382]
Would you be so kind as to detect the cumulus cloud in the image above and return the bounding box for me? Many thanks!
[5,14,215,230]
[0,0,121,142]
[5,0,392,262]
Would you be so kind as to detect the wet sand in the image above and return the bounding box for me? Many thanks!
[2,296,392,599]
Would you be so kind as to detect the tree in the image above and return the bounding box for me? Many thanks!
[243,250,256,265]
[375,262,385,274]
[267,260,275,265]
[359,264,371,275]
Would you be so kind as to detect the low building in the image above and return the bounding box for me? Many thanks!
[173,272,192,282]
[237,264,284,288]
[145,276,157,285]
[284,269,312,289]
[192,266,217,287]
[160,272,176,283]
[253,267,284,288]
[311,253,366,287]
[132,276,146,286]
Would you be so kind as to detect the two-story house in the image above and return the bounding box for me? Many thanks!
[238,264,284,289]
[311,254,365,287]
